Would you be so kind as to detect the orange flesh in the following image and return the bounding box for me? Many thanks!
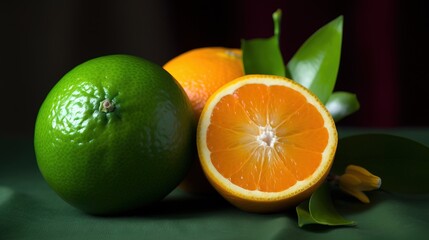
[207,84,328,192]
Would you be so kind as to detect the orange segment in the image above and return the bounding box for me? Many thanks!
[277,142,323,180]
[268,85,307,128]
[278,128,329,152]
[257,147,297,192]
[277,104,326,136]
[197,74,337,213]
[233,84,270,126]
[209,94,259,134]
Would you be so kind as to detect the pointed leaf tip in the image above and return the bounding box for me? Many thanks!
[326,91,360,122]
[273,9,282,39]
[309,183,356,226]
[287,15,343,103]
[296,184,355,227]
[241,10,285,76]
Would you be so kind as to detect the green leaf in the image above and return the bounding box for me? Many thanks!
[309,183,356,226]
[287,15,343,103]
[296,183,355,227]
[296,201,318,227]
[325,91,360,122]
[333,134,429,194]
[241,9,285,76]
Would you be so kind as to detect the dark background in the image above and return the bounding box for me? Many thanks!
[1,0,428,139]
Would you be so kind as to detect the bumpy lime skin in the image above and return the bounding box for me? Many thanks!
[34,55,195,215]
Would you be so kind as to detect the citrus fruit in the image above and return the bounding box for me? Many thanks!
[163,47,244,194]
[163,47,244,117]
[34,54,194,215]
[197,74,337,212]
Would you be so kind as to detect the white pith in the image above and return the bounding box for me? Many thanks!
[256,125,277,148]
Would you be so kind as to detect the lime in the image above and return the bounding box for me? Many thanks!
[34,54,195,215]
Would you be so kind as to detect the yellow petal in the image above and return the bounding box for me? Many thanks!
[339,173,361,187]
[346,165,372,176]
[339,185,370,203]
[345,165,381,190]
[337,165,382,203]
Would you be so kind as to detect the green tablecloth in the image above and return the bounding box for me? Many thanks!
[1,128,428,239]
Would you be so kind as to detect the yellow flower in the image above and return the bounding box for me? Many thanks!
[338,165,382,203]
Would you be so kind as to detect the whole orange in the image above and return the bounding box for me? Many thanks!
[163,47,244,194]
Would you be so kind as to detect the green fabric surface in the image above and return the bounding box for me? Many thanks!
[1,128,429,239]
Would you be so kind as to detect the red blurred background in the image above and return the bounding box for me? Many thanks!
[0,0,428,138]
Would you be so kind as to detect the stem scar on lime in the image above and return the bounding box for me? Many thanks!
[100,99,115,113]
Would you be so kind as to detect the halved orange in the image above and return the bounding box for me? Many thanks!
[197,75,337,212]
